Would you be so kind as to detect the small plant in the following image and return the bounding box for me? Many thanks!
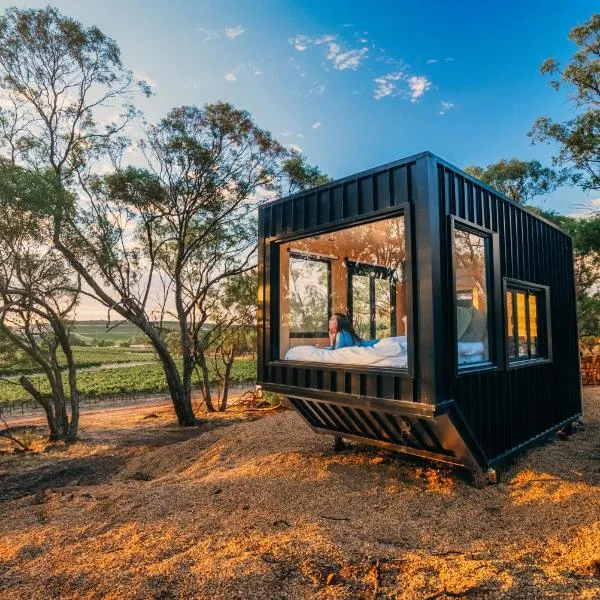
[262,390,283,407]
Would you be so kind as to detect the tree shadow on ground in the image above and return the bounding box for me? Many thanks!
[0,454,128,502]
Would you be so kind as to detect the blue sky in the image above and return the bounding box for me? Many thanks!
[6,0,599,214]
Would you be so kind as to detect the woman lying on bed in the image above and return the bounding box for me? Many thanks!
[323,313,379,350]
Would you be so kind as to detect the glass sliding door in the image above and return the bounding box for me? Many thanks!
[348,263,397,341]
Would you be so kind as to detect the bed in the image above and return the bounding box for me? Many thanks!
[284,336,408,368]
[284,336,486,369]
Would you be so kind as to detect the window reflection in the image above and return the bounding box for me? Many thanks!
[288,256,330,337]
[516,292,528,357]
[279,216,408,368]
[506,290,516,358]
[453,228,490,366]
[506,283,544,363]
[529,294,538,356]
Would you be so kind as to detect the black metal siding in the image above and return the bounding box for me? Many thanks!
[258,155,419,403]
[437,161,582,462]
[257,151,582,471]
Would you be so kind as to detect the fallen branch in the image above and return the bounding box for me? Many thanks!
[0,408,30,450]
[318,515,350,521]
[424,585,493,599]
[229,405,283,414]
[372,559,380,599]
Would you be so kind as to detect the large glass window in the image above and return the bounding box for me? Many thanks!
[453,226,491,367]
[278,215,408,368]
[506,282,547,364]
[288,255,331,337]
[348,263,397,340]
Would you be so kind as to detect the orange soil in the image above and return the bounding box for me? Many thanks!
[0,389,598,599]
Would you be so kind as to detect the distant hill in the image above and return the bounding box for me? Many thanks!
[70,321,180,344]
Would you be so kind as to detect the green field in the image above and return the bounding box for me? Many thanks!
[0,346,156,376]
[69,320,179,344]
[0,358,256,406]
[0,320,256,407]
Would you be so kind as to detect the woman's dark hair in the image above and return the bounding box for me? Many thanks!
[332,312,362,344]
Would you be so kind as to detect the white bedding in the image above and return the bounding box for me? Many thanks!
[284,336,408,368]
[457,341,486,364]
[283,337,487,368]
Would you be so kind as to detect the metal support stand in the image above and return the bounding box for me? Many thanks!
[471,468,498,489]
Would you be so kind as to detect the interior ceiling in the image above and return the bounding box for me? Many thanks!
[287,218,406,259]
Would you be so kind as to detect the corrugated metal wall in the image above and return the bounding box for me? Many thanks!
[257,152,582,468]
[263,160,415,238]
[258,156,418,403]
[438,161,582,462]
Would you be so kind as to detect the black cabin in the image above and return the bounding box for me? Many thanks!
[257,151,582,480]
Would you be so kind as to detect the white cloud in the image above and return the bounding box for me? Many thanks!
[426,58,438,64]
[0,90,17,109]
[289,33,368,71]
[408,75,431,102]
[254,68,263,75]
[438,101,455,115]
[297,133,305,138]
[591,198,600,206]
[373,71,404,100]
[196,27,220,42]
[225,25,245,39]
[287,143,303,154]
[373,72,432,102]
[310,82,326,94]
[134,72,157,89]
[312,121,322,129]
[280,130,292,137]
[325,42,368,71]
[196,25,246,41]
[289,34,310,51]
[444,57,454,62]
[224,72,237,82]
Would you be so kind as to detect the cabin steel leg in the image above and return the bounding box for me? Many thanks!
[471,468,497,489]
[560,421,574,437]
[333,436,345,452]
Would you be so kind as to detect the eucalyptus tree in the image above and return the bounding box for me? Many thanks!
[282,151,330,195]
[0,162,81,440]
[0,6,145,435]
[530,14,600,194]
[0,7,327,425]
[0,6,146,181]
[464,159,561,204]
[54,103,285,421]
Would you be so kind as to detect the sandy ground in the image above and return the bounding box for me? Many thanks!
[0,389,599,599]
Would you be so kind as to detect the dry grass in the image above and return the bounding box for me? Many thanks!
[0,389,599,599]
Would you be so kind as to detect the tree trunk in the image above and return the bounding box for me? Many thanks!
[48,347,68,435]
[153,341,196,425]
[65,358,80,441]
[19,376,60,438]
[199,351,215,412]
[53,236,197,427]
[47,377,69,439]
[219,357,234,412]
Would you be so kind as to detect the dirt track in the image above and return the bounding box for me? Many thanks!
[5,398,175,428]
[0,389,599,599]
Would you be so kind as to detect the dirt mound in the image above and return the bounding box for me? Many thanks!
[0,394,599,599]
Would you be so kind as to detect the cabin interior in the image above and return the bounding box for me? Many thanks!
[277,212,507,367]
[278,215,408,359]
